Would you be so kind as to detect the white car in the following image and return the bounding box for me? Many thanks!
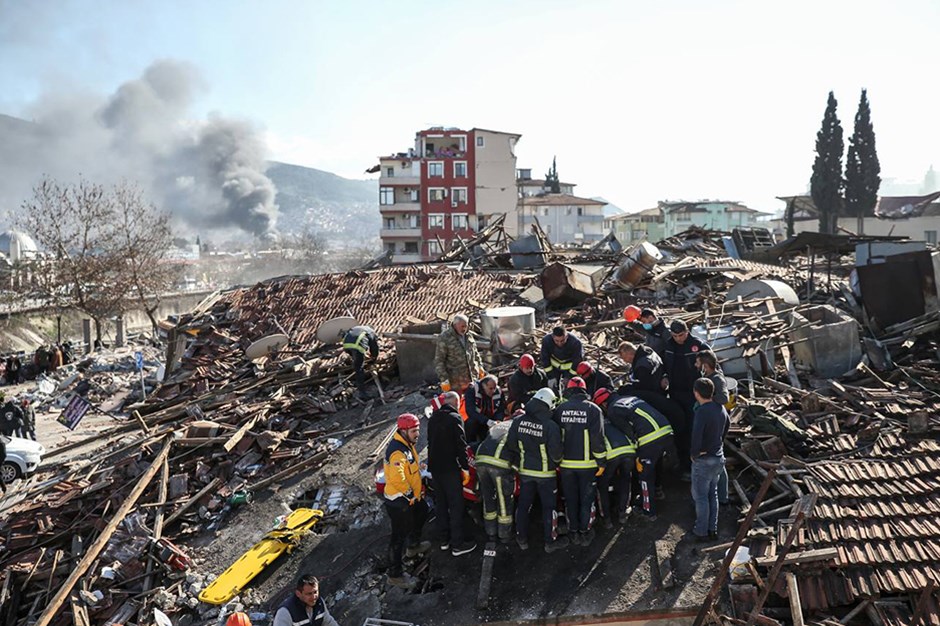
[2,436,45,484]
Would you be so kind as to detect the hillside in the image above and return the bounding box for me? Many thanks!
[266,161,379,242]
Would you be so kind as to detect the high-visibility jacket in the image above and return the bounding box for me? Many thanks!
[464,380,506,426]
[475,421,517,470]
[540,332,583,376]
[506,399,562,478]
[553,388,606,470]
[603,419,637,460]
[607,394,673,449]
[383,431,423,502]
[342,326,379,358]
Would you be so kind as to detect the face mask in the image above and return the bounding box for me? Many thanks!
[641,323,653,330]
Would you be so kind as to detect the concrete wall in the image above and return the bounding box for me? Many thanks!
[768,215,940,241]
[664,203,765,237]
[520,203,607,244]
[474,129,520,237]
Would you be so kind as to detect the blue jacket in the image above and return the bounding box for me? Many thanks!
[540,333,583,377]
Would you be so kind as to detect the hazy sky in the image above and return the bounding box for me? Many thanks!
[2,0,938,214]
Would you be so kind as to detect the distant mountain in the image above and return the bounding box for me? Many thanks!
[266,161,379,242]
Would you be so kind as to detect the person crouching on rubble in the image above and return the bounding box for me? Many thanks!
[427,392,477,557]
[272,574,339,626]
[540,325,584,393]
[475,408,522,544]
[383,413,431,589]
[435,314,485,414]
[507,353,547,411]
[342,325,379,398]
[464,374,506,443]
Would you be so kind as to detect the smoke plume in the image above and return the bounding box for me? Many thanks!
[0,60,279,239]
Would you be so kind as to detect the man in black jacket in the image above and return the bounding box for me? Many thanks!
[342,325,380,392]
[618,341,666,395]
[427,392,476,556]
[507,353,547,411]
[634,308,669,359]
[664,320,710,477]
[541,326,583,392]
[575,361,614,399]
[0,394,24,438]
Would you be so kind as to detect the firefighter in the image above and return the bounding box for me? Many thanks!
[427,392,476,557]
[540,326,583,392]
[272,574,339,626]
[507,353,547,411]
[664,319,711,479]
[596,409,636,527]
[554,377,606,547]
[463,374,506,444]
[618,341,667,395]
[435,314,484,396]
[342,325,380,393]
[574,361,614,398]
[475,410,521,544]
[593,389,675,521]
[506,387,568,553]
[383,413,431,589]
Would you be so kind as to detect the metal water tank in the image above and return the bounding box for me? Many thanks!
[480,306,536,354]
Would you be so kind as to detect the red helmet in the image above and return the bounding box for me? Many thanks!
[226,613,252,626]
[576,361,594,377]
[519,354,535,369]
[593,388,611,405]
[397,413,420,430]
[567,376,587,390]
[623,305,642,322]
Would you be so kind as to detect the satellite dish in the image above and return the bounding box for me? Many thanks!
[245,333,290,360]
[316,316,358,344]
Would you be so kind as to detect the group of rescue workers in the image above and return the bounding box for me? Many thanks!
[346,307,731,590]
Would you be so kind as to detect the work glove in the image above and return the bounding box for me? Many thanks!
[461,469,471,486]
[441,380,451,392]
[635,458,644,473]
[595,466,605,477]
[486,420,498,429]
[477,368,486,380]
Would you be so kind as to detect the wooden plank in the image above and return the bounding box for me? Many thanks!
[766,301,801,389]
[786,572,804,626]
[655,540,675,589]
[164,477,223,527]
[143,455,170,593]
[34,437,173,626]
[222,415,260,453]
[753,547,838,567]
[248,450,330,492]
[70,592,90,626]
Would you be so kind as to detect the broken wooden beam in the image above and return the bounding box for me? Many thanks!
[164,477,223,527]
[785,572,804,626]
[753,547,839,567]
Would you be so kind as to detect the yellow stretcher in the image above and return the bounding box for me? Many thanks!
[199,508,325,605]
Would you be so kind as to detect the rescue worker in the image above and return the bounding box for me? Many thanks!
[427,392,476,557]
[635,308,669,359]
[618,341,666,395]
[475,410,521,544]
[272,574,339,626]
[595,412,635,527]
[574,361,614,398]
[690,378,730,541]
[342,325,379,393]
[540,326,583,392]
[506,388,568,553]
[593,389,675,521]
[664,320,711,479]
[0,394,24,438]
[383,413,430,589]
[463,374,506,443]
[507,354,547,411]
[554,377,606,547]
[19,398,35,441]
[434,314,485,397]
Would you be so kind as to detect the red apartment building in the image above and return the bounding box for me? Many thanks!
[376,127,520,263]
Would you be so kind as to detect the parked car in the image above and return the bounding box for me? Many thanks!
[2,436,45,484]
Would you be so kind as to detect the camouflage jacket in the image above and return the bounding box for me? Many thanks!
[434,324,483,385]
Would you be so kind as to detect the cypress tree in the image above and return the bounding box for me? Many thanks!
[545,157,561,194]
[810,91,844,234]
[844,89,881,232]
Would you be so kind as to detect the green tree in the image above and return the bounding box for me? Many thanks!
[545,156,561,194]
[844,89,881,233]
[810,91,844,234]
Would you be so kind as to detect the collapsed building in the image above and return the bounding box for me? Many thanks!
[0,224,938,626]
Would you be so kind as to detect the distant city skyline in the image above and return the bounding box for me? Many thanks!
[2,0,939,216]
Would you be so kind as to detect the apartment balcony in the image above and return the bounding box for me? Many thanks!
[379,174,420,186]
[391,253,424,264]
[380,227,422,238]
[379,201,422,213]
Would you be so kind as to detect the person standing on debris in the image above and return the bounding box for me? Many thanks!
[695,349,730,505]
[574,361,614,398]
[634,308,669,359]
[341,325,380,394]
[664,319,710,479]
[383,413,431,589]
[507,387,569,553]
[463,374,506,443]
[19,398,36,440]
[689,378,730,541]
[475,410,521,544]
[435,314,485,399]
[0,393,24,439]
[554,377,606,547]
[0,433,6,494]
[427,392,477,557]
[4,355,19,385]
[273,574,339,626]
[594,389,675,521]
[541,326,583,392]
[507,354,547,411]
[595,410,636,528]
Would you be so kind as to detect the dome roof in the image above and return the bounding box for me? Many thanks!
[0,230,38,263]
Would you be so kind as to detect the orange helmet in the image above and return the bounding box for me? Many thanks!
[623,305,642,323]
[226,612,252,626]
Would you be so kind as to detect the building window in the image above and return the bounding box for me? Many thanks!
[428,240,442,256]
[428,161,444,177]
[428,188,446,202]
[926,230,938,245]
[454,161,467,177]
[476,136,484,147]
[385,242,396,253]
[545,224,552,234]
[456,136,467,151]
[406,214,419,229]
[541,207,549,216]
[383,217,395,230]
[409,189,419,202]
[386,167,394,177]
[577,207,583,216]
[451,187,468,205]
[452,214,468,230]
[380,187,394,205]
[428,214,445,229]
[404,241,418,254]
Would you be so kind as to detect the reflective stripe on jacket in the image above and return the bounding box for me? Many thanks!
[383,431,423,501]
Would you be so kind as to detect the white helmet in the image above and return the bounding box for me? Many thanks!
[532,387,556,407]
